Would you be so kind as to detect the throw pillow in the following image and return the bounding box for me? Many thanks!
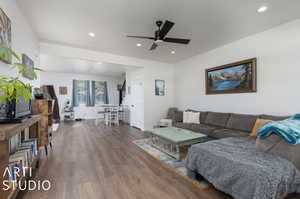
[183,111,190,123]
[188,112,200,124]
[183,111,200,124]
[250,119,271,137]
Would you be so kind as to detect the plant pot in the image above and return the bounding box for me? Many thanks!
[6,100,16,119]
[34,93,44,99]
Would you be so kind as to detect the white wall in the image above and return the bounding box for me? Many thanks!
[0,0,40,87]
[174,19,300,116]
[143,66,174,130]
[123,66,175,130]
[40,43,175,130]
[40,71,123,119]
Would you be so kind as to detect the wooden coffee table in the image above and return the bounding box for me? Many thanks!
[148,127,207,160]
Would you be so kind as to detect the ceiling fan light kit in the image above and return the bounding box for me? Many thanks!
[127,20,190,51]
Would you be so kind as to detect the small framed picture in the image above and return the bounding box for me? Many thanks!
[22,54,35,80]
[59,87,68,95]
[155,80,165,96]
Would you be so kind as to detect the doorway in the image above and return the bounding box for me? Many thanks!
[130,78,144,130]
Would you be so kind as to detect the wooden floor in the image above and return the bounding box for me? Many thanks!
[18,120,299,199]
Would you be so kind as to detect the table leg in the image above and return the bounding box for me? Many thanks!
[105,113,108,125]
[175,144,180,160]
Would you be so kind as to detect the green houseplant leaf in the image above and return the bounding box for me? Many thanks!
[0,45,43,103]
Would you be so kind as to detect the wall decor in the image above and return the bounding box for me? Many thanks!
[0,7,12,64]
[22,54,35,80]
[127,86,131,95]
[206,58,257,95]
[59,86,68,95]
[155,80,165,96]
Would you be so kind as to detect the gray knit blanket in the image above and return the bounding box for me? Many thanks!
[186,137,300,199]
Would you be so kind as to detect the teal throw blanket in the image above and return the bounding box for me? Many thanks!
[258,114,300,145]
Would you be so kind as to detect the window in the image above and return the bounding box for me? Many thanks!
[92,81,108,105]
[73,80,89,106]
[94,81,105,104]
[72,80,108,107]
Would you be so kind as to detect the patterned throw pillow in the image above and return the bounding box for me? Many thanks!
[183,111,200,124]
[183,111,190,123]
[189,112,200,124]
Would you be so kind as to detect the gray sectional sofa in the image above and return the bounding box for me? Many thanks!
[166,108,300,199]
[167,108,289,139]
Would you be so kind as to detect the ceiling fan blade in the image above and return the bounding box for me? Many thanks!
[127,35,155,40]
[149,43,158,50]
[159,20,174,39]
[164,37,190,44]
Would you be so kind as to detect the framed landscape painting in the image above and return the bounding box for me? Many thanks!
[0,8,12,64]
[155,80,165,96]
[59,86,68,95]
[206,58,257,95]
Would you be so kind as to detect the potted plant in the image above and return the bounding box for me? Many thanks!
[0,46,42,119]
[33,88,51,100]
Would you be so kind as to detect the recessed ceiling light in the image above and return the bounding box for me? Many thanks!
[171,51,176,54]
[97,62,102,65]
[257,6,268,13]
[137,43,142,47]
[89,32,95,37]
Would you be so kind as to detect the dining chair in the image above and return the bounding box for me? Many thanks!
[108,106,119,126]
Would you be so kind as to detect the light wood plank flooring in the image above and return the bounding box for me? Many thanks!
[17,120,299,199]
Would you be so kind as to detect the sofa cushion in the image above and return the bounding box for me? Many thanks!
[210,128,249,139]
[200,111,208,123]
[226,113,258,132]
[256,134,300,171]
[204,112,230,127]
[173,123,218,136]
[189,124,219,135]
[174,111,183,122]
[173,122,190,129]
[259,114,290,121]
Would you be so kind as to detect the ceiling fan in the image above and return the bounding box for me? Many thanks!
[127,20,191,51]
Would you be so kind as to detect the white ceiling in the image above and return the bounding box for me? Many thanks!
[40,54,141,77]
[18,0,300,63]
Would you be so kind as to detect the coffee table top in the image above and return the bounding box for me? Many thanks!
[148,127,207,144]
